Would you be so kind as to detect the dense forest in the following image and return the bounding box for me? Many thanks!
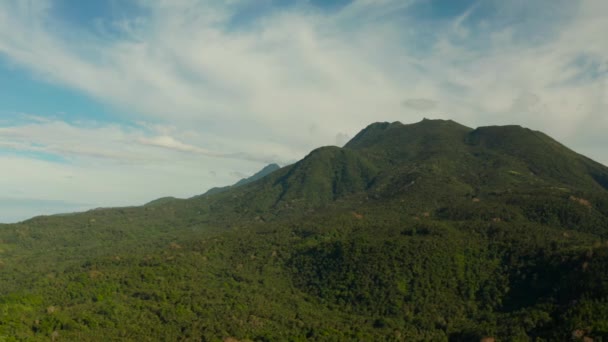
[2,119,608,341]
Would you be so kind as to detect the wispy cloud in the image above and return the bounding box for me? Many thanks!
[0,1,605,148]
[0,124,267,222]
[138,135,220,156]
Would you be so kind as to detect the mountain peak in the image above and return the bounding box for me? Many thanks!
[344,118,472,151]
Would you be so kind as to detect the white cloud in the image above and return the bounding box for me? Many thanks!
[138,135,219,156]
[0,0,607,220]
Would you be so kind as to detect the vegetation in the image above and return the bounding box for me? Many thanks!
[2,119,608,341]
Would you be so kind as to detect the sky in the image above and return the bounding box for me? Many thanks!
[0,0,607,223]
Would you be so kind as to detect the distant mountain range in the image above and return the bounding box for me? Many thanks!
[202,163,281,196]
[1,119,608,341]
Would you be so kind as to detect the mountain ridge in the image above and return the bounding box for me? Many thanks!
[187,119,608,225]
[201,163,281,196]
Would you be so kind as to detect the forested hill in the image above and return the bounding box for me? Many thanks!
[2,119,608,341]
[194,119,608,230]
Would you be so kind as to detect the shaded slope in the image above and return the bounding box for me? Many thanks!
[270,147,379,205]
[202,146,380,215]
[466,125,608,191]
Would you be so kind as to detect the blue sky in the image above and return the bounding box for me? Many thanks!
[0,0,607,222]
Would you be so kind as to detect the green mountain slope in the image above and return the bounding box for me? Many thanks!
[1,119,608,341]
[197,120,608,234]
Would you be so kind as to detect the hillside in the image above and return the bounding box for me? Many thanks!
[1,119,608,341]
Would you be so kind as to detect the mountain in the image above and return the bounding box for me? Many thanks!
[202,163,281,196]
[198,119,608,230]
[1,119,608,341]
